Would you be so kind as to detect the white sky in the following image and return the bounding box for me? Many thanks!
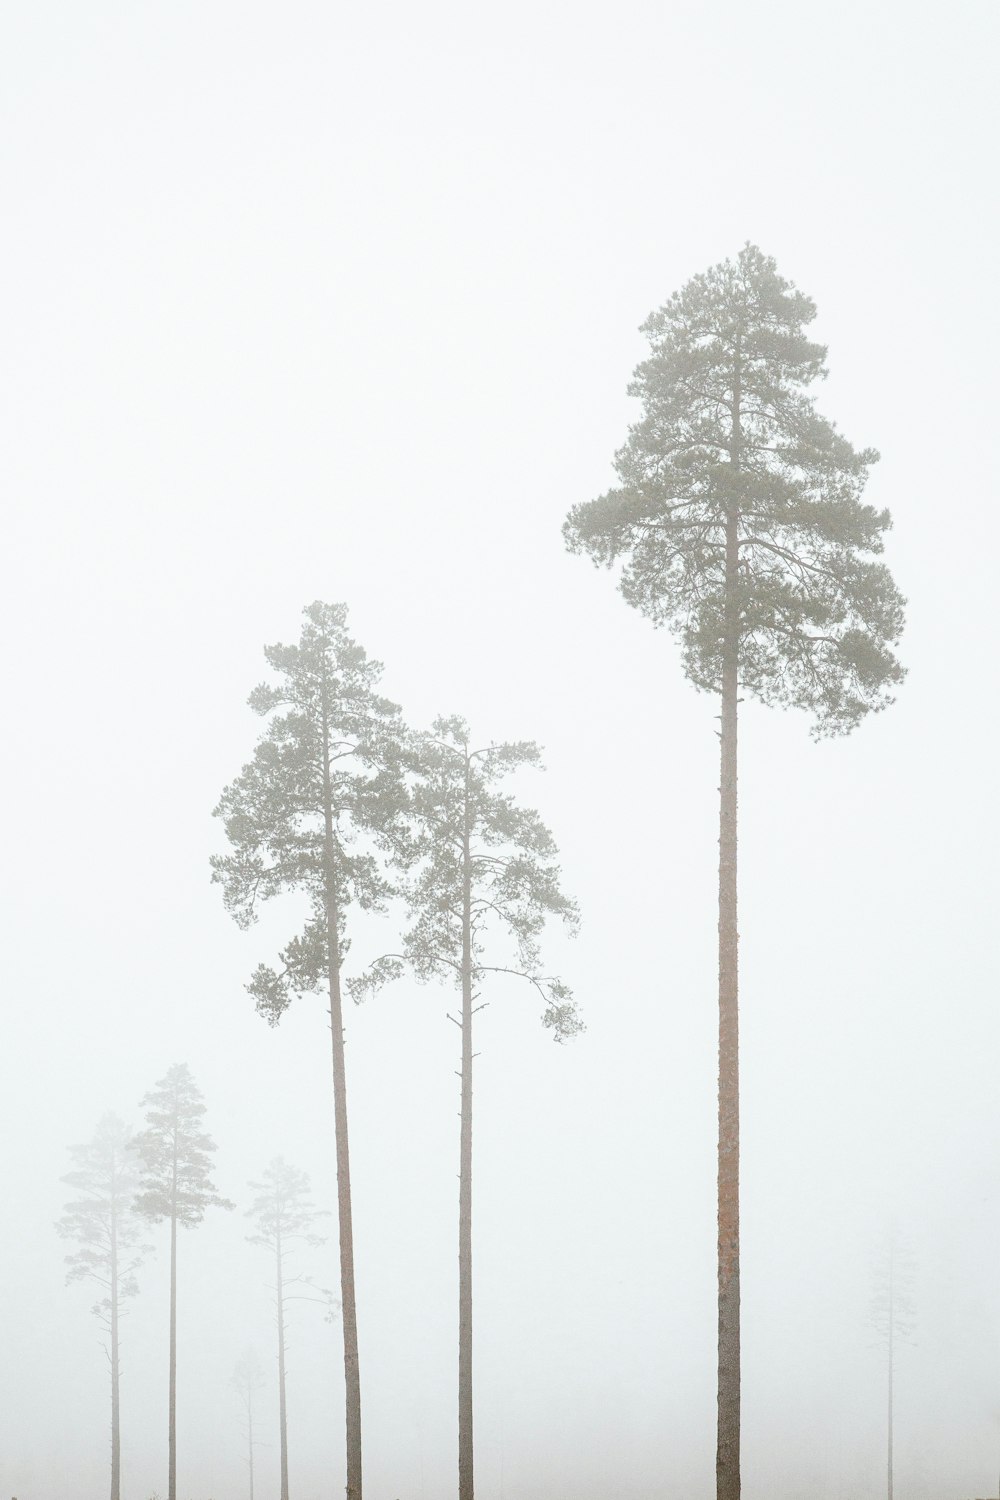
[1,2,998,1497]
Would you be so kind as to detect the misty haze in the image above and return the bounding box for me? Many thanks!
[2,4,998,1500]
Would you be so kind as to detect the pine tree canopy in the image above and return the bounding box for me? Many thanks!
[57,1113,150,1316]
[134,1065,233,1228]
[211,601,405,1025]
[351,715,582,1041]
[246,1157,328,1251]
[563,244,905,735]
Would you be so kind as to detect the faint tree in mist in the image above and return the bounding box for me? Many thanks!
[212,600,405,1500]
[57,1112,150,1500]
[246,1157,333,1500]
[870,1226,916,1500]
[564,243,905,1500]
[231,1349,267,1500]
[134,1064,233,1500]
[353,715,581,1500]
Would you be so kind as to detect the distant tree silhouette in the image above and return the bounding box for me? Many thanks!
[246,1157,331,1500]
[134,1064,232,1500]
[871,1225,916,1500]
[57,1112,150,1500]
[231,1349,267,1500]
[565,244,905,1500]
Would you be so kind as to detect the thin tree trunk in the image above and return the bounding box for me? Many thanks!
[110,1195,120,1500]
[717,355,742,1500]
[169,1210,177,1500]
[458,755,474,1500]
[887,1246,894,1500]
[277,1229,290,1500]
[248,1383,255,1500]
[321,713,363,1500]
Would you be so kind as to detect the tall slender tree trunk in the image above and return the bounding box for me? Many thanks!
[717,354,742,1500]
[277,1229,290,1500]
[110,1197,120,1500]
[458,756,474,1500]
[168,1210,177,1500]
[321,712,363,1500]
[887,1245,894,1500]
[248,1381,255,1500]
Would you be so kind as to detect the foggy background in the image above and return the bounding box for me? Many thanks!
[1,1,997,1496]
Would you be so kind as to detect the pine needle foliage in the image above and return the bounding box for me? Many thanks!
[564,242,905,735]
[210,600,404,1023]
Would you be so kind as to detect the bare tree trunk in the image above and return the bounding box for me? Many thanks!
[168,1210,177,1500]
[248,1383,255,1500]
[277,1229,290,1500]
[887,1246,894,1500]
[110,1198,120,1500]
[321,715,363,1500]
[458,756,474,1500]
[717,357,742,1500]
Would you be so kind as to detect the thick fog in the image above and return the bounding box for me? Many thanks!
[2,2,998,1497]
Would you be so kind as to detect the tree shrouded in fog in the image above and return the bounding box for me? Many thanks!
[231,1349,267,1500]
[57,1113,149,1500]
[871,1226,916,1500]
[246,1157,331,1500]
[353,715,581,1500]
[134,1064,233,1500]
[563,244,905,1500]
[212,600,404,1500]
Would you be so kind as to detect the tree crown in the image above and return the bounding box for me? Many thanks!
[56,1112,150,1319]
[134,1064,233,1227]
[564,243,905,735]
[212,601,405,1025]
[352,715,582,1041]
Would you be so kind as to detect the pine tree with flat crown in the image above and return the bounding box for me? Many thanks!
[564,244,905,1500]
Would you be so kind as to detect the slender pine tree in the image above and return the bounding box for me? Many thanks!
[57,1113,150,1500]
[134,1064,233,1500]
[212,600,405,1500]
[246,1157,330,1500]
[564,244,905,1500]
[353,715,581,1500]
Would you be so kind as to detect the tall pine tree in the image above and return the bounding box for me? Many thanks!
[353,715,580,1500]
[564,244,904,1500]
[212,600,404,1500]
[57,1113,149,1500]
[134,1064,232,1500]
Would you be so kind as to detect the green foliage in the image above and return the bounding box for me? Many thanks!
[56,1112,151,1325]
[563,243,905,736]
[134,1065,233,1228]
[352,715,582,1041]
[211,601,405,1024]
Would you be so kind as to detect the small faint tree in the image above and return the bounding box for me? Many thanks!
[870,1226,916,1500]
[231,1349,267,1500]
[247,1157,332,1500]
[212,601,404,1500]
[57,1112,150,1500]
[134,1064,233,1500]
[353,715,581,1500]
[564,244,905,1500]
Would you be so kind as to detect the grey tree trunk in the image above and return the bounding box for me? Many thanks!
[277,1229,289,1500]
[168,1208,177,1500]
[887,1246,894,1500]
[321,710,363,1500]
[110,1196,120,1500]
[717,355,742,1500]
[458,756,474,1500]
